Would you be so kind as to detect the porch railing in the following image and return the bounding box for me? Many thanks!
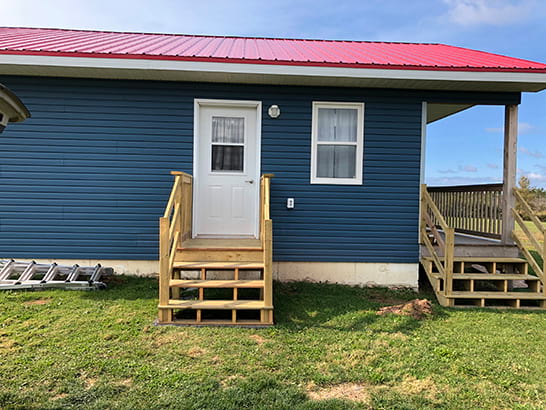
[158,171,193,321]
[512,189,545,293]
[420,184,455,295]
[427,183,503,239]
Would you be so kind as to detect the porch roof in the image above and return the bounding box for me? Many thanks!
[1,27,546,93]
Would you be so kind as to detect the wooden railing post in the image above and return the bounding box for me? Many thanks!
[260,174,274,323]
[420,184,427,244]
[159,216,171,322]
[541,224,546,298]
[444,227,455,298]
[502,104,518,244]
[264,219,273,308]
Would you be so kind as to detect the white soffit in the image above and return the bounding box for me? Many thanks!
[1,54,546,92]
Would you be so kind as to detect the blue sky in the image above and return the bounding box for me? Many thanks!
[2,0,545,187]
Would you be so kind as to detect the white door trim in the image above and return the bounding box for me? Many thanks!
[192,98,262,238]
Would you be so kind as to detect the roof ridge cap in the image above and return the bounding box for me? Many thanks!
[0,26,440,45]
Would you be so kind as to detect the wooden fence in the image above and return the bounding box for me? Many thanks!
[427,183,503,239]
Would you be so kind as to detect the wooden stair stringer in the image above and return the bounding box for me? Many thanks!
[421,256,546,309]
[159,243,273,326]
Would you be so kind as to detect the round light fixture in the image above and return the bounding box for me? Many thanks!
[268,104,281,118]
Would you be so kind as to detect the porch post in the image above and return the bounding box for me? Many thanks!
[501,104,518,244]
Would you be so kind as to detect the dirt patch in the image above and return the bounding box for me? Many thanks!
[395,376,438,399]
[149,331,183,348]
[0,337,18,351]
[220,375,245,388]
[307,383,371,404]
[249,334,267,345]
[24,299,50,306]
[377,299,432,320]
[79,374,97,390]
[187,346,206,358]
[117,378,133,388]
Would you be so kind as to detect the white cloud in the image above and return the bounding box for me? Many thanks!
[427,175,502,186]
[487,163,499,169]
[485,122,536,134]
[518,122,536,133]
[461,164,478,172]
[443,0,533,26]
[519,146,544,158]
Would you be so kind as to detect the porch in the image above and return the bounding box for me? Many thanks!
[157,172,274,326]
[420,182,545,308]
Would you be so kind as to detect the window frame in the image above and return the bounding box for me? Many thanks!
[310,101,364,185]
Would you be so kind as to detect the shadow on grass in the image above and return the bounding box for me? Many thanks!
[272,281,448,334]
[78,276,454,333]
[78,275,158,301]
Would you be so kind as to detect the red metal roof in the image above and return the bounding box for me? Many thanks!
[1,27,545,73]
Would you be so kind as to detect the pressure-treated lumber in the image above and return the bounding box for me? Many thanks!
[502,104,518,244]
[169,279,265,288]
[160,300,273,310]
[157,172,274,326]
[173,261,264,270]
[420,183,546,310]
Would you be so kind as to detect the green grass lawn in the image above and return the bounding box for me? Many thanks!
[1,277,546,409]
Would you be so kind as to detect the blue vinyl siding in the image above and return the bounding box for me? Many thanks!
[0,76,520,262]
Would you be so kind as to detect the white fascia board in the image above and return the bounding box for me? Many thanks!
[2,53,546,88]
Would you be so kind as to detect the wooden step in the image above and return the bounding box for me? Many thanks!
[159,300,273,310]
[422,256,527,263]
[170,279,264,288]
[173,261,264,270]
[180,238,262,250]
[452,273,539,280]
[448,292,545,299]
[175,250,263,263]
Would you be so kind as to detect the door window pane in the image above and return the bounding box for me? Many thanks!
[212,145,244,171]
[212,117,244,143]
[316,145,356,178]
[317,108,357,142]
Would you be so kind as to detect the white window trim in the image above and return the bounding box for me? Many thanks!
[310,101,364,185]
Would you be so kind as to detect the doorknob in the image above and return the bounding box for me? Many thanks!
[245,180,254,184]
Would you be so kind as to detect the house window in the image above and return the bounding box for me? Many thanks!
[311,102,364,184]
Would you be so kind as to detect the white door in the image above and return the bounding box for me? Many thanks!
[194,102,260,238]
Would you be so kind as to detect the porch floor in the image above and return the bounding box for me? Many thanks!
[181,238,262,249]
[421,231,519,258]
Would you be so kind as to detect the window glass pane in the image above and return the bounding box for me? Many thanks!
[316,145,356,178]
[212,145,244,171]
[317,108,357,142]
[212,116,244,143]
[317,108,336,141]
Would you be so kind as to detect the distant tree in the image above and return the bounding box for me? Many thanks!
[516,176,546,220]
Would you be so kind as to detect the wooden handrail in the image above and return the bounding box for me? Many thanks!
[428,183,503,193]
[512,189,545,292]
[158,171,193,322]
[421,184,455,296]
[260,174,273,320]
[427,184,503,239]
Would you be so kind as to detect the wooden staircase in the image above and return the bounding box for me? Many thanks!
[157,172,274,326]
[420,184,546,309]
